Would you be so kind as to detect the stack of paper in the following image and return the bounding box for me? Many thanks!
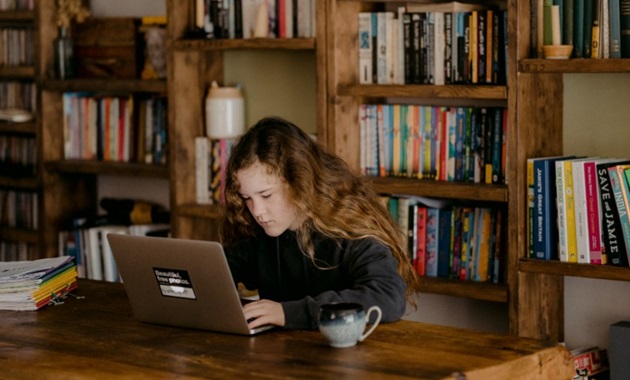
[0,256,78,311]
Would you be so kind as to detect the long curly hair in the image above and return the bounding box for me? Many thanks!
[221,117,421,304]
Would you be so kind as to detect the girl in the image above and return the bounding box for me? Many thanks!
[222,117,421,330]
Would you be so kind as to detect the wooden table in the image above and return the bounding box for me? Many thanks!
[0,280,573,379]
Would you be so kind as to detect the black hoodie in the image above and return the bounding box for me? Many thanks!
[224,230,408,329]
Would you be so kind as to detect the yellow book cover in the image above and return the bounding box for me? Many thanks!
[563,160,579,263]
[527,158,535,258]
[476,208,493,282]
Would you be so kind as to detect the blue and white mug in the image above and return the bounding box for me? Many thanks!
[318,302,382,348]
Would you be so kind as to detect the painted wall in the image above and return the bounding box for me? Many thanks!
[93,0,630,351]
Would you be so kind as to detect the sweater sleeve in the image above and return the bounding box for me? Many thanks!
[281,238,407,330]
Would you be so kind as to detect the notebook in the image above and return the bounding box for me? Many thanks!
[106,233,273,335]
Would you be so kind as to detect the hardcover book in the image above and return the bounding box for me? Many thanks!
[596,159,630,266]
[532,156,575,260]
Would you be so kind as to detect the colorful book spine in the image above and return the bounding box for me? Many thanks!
[597,160,630,266]
[555,160,569,262]
[608,165,630,264]
[563,160,579,263]
[437,208,452,278]
[425,208,439,277]
[358,12,373,84]
[415,206,428,276]
[584,161,603,264]
[572,159,590,263]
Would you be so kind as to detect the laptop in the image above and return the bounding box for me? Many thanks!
[106,233,273,336]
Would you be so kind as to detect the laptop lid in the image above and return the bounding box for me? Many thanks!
[106,234,272,336]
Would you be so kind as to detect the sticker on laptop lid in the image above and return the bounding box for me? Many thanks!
[153,268,197,300]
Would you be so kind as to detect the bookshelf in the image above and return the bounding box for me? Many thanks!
[513,0,630,343]
[165,0,326,241]
[35,2,170,259]
[325,0,518,322]
[0,3,40,260]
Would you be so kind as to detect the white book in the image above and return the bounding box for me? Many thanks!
[396,7,405,84]
[296,0,311,37]
[386,12,397,84]
[376,12,390,84]
[285,0,293,38]
[85,227,104,281]
[358,12,373,84]
[195,136,212,204]
[555,160,570,262]
[96,226,128,283]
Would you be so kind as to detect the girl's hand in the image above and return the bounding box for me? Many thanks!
[243,299,285,329]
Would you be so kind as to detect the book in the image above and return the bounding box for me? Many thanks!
[406,1,488,13]
[425,208,440,277]
[596,159,630,266]
[556,159,571,262]
[415,205,428,276]
[608,164,630,265]
[0,256,78,311]
[621,0,630,56]
[358,12,373,84]
[572,158,594,263]
[533,156,575,260]
[582,158,617,265]
[574,0,586,56]
[609,0,622,57]
[437,208,452,278]
[195,136,212,204]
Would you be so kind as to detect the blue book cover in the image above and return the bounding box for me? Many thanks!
[454,106,466,181]
[574,0,585,57]
[533,156,575,260]
[610,0,622,57]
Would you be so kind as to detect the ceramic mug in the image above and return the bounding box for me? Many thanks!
[318,302,382,348]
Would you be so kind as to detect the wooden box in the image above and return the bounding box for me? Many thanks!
[72,18,142,79]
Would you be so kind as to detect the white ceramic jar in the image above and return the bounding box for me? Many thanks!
[205,82,245,139]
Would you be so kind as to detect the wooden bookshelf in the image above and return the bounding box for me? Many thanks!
[326,0,517,331]
[34,1,171,258]
[0,4,40,260]
[166,0,326,241]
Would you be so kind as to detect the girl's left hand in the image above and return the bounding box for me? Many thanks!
[243,299,285,329]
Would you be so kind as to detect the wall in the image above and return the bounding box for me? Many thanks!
[93,0,630,351]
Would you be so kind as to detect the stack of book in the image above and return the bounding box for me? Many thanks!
[0,256,78,311]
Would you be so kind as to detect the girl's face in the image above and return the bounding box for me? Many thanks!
[236,161,304,237]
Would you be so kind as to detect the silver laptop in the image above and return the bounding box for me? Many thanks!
[107,233,273,335]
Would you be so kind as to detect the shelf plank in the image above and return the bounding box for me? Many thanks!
[41,79,167,93]
[0,121,36,134]
[518,59,630,73]
[0,10,34,21]
[338,84,508,100]
[419,276,508,303]
[0,66,35,78]
[368,177,508,202]
[0,176,38,189]
[176,203,223,219]
[0,227,39,244]
[173,38,316,51]
[519,259,630,281]
[45,160,169,178]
